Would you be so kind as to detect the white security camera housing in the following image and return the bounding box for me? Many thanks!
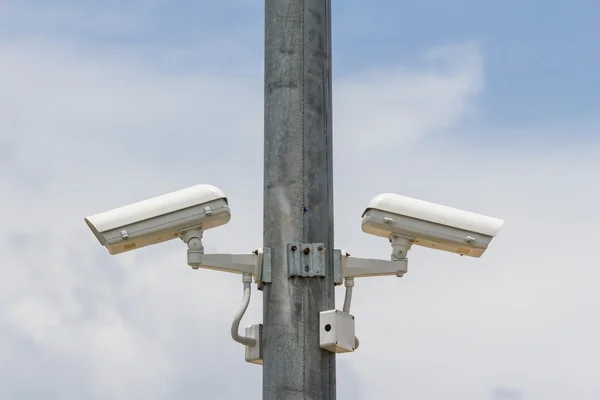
[85,184,231,255]
[362,193,504,257]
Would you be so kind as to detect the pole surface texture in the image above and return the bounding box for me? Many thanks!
[262,0,335,399]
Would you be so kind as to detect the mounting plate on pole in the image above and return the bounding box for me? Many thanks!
[287,243,327,278]
[257,247,272,290]
[333,249,343,285]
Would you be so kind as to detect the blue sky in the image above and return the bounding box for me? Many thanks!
[3,0,598,129]
[1,1,599,399]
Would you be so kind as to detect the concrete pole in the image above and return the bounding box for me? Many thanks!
[262,0,335,399]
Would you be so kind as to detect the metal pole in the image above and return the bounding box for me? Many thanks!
[262,0,335,398]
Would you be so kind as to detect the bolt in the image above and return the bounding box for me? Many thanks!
[303,247,310,255]
[318,245,323,251]
[304,265,310,272]
[291,245,297,252]
[253,249,258,255]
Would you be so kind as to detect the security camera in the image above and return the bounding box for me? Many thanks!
[361,193,504,258]
[85,184,231,255]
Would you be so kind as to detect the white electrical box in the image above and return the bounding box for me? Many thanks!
[319,310,355,353]
[245,324,263,365]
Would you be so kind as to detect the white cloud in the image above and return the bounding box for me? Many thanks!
[334,42,483,152]
[1,34,598,400]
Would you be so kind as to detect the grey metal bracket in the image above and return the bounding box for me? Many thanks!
[257,247,272,290]
[287,243,326,278]
[333,249,343,286]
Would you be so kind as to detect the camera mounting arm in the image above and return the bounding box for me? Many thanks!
[390,234,412,261]
[181,228,262,278]
[339,251,408,279]
[338,233,411,279]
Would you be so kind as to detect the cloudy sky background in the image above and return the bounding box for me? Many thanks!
[1,1,599,399]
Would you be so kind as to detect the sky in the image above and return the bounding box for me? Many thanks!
[0,1,599,399]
